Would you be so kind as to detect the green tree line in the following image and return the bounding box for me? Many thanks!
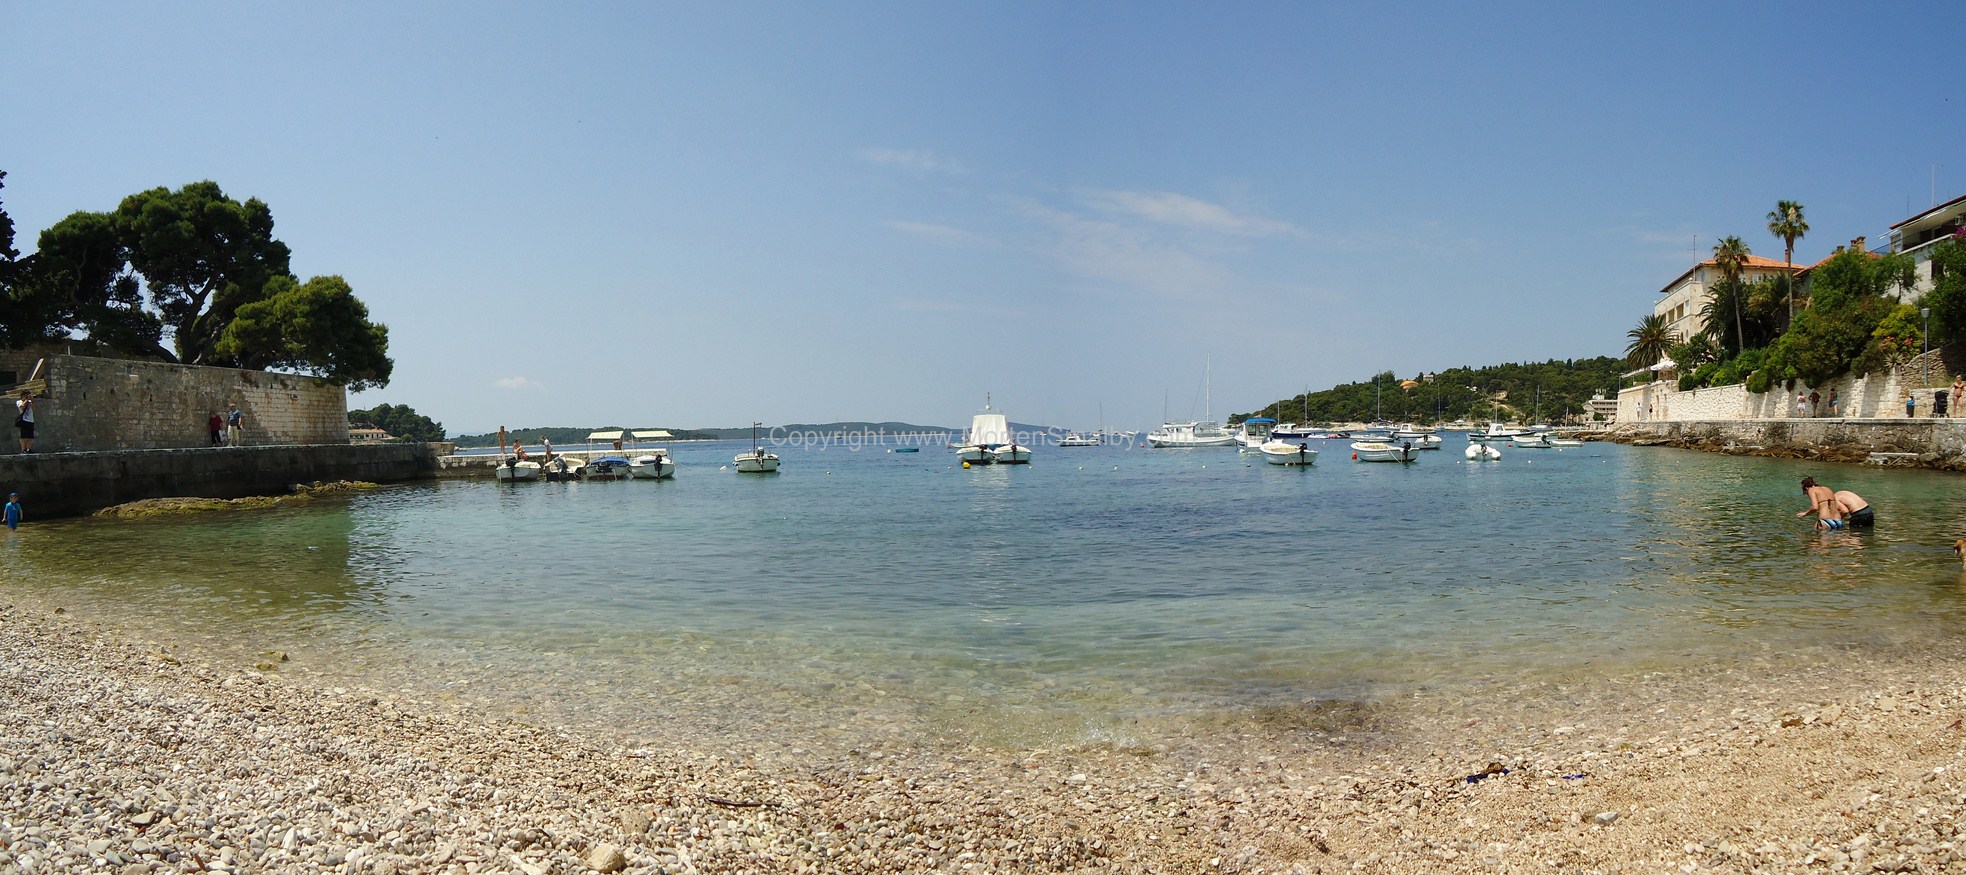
[348,404,446,443]
[1240,357,1627,426]
[0,172,391,389]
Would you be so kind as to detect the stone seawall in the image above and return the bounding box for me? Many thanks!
[1606,418,1966,470]
[0,444,442,520]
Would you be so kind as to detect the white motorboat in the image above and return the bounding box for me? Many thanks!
[1512,433,1554,449]
[1390,426,1443,450]
[1057,431,1103,447]
[1351,440,1419,463]
[1232,417,1277,449]
[991,441,1032,464]
[629,450,677,479]
[1469,422,1532,443]
[1269,423,1317,440]
[1465,443,1501,461]
[493,457,541,482]
[1548,436,1584,447]
[733,422,780,473]
[1148,420,1238,447]
[1258,439,1319,466]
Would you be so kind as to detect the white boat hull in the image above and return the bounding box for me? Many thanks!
[1547,437,1584,447]
[1258,440,1319,466]
[1351,441,1418,463]
[493,459,541,482]
[991,445,1032,464]
[629,455,676,479]
[1465,444,1501,461]
[956,445,992,464]
[1512,434,1553,449]
[733,451,780,473]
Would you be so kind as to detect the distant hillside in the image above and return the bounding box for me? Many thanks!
[1240,357,1626,425]
[453,421,989,448]
[452,426,722,448]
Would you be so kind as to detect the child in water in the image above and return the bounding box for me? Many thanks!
[4,492,20,531]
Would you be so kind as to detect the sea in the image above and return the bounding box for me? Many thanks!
[6,434,1966,753]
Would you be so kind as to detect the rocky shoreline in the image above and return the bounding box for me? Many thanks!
[1600,421,1966,472]
[8,600,1966,873]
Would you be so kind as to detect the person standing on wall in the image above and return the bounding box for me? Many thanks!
[225,402,244,446]
[1952,376,1964,418]
[1905,390,1917,418]
[1828,388,1839,418]
[15,389,35,453]
[207,410,223,446]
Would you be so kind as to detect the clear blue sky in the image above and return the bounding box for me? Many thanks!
[5,2,1962,434]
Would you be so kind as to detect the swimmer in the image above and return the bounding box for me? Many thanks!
[1796,477,1843,529]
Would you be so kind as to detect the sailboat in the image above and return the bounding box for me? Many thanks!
[1271,389,1316,441]
[1148,356,1237,448]
[733,422,781,473]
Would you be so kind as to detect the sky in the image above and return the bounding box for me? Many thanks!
[4,2,1963,435]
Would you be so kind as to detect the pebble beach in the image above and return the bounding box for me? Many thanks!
[9,593,1966,875]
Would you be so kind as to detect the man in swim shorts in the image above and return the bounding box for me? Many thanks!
[1833,489,1874,527]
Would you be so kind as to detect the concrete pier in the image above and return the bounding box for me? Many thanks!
[0,443,443,520]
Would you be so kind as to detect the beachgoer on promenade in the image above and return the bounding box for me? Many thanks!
[15,389,35,453]
[1796,393,1807,417]
[207,411,223,446]
[1809,390,1821,416]
[1797,477,1843,529]
[1905,390,1917,417]
[4,492,20,531]
[541,438,554,460]
[514,443,528,461]
[225,403,244,446]
[1954,377,1965,418]
[1829,389,1840,417]
[1834,489,1874,528]
[1937,388,1951,417]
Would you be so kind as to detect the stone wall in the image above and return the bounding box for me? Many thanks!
[24,356,348,453]
[0,443,441,520]
[1615,346,1965,425]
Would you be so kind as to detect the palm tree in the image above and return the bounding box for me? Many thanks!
[1712,235,1752,355]
[1766,201,1808,319]
[1626,313,1679,370]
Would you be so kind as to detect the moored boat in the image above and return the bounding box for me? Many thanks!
[494,457,541,482]
[629,450,676,479]
[582,456,635,480]
[1351,440,1419,463]
[1057,432,1103,447]
[1465,443,1501,461]
[733,422,781,473]
[1512,433,1553,449]
[1232,417,1277,449]
[1258,439,1319,466]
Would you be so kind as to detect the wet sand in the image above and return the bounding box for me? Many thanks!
[6,598,1966,873]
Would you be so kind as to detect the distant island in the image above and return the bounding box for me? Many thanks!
[450,421,982,448]
[1238,357,1627,426]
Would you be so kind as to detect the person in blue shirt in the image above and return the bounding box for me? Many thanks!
[4,492,20,531]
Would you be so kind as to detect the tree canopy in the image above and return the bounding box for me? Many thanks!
[349,403,446,442]
[2,175,392,388]
[1239,358,1626,426]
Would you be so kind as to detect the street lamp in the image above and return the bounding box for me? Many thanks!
[1924,307,1932,355]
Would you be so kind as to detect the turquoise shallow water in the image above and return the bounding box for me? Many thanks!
[6,436,1966,748]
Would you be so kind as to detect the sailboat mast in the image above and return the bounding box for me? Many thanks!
[1205,354,1212,421]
